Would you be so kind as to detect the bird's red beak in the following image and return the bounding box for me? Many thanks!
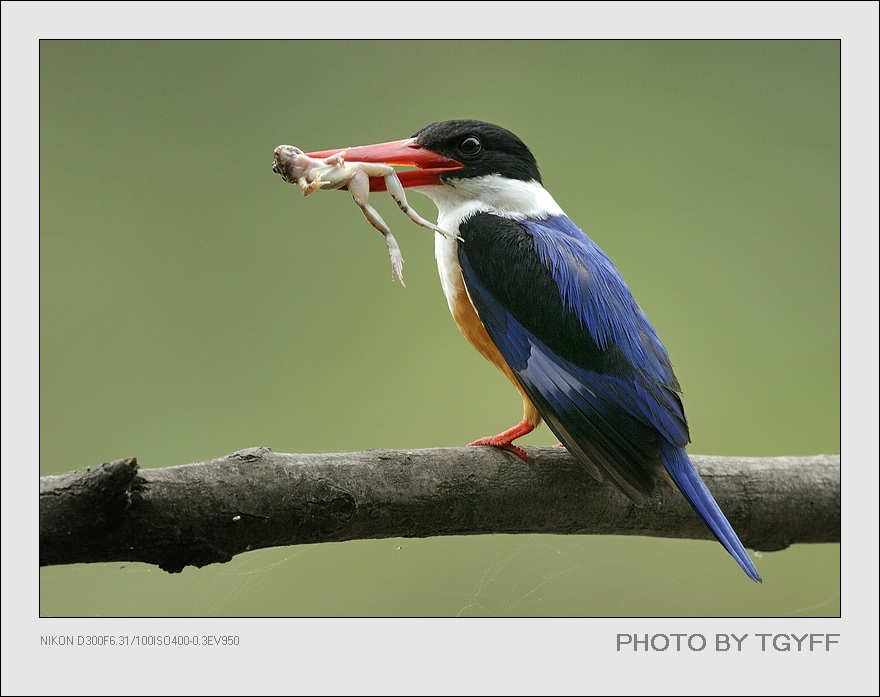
[306,137,462,192]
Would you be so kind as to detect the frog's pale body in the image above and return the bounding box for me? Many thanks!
[273,145,452,286]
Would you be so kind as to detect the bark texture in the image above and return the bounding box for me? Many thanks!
[39,447,840,573]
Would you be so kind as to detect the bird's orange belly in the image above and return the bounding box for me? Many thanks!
[450,281,542,428]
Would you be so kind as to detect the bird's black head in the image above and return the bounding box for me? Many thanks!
[412,120,542,185]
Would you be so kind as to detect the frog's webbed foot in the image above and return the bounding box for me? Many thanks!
[384,231,405,287]
[432,225,464,242]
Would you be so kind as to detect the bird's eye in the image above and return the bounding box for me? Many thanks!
[459,136,481,155]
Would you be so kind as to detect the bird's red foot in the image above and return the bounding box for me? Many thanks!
[468,418,535,461]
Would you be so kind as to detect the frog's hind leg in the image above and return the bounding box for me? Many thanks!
[348,188,406,286]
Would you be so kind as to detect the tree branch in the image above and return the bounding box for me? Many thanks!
[39,447,839,573]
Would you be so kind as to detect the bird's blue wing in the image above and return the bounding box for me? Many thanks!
[457,212,689,501]
[527,214,690,446]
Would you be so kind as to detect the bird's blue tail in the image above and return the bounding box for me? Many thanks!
[660,444,762,582]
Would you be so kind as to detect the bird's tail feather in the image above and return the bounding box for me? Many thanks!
[661,444,762,583]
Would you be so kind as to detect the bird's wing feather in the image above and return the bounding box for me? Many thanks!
[457,212,689,502]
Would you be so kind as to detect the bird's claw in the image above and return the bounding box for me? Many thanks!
[468,437,528,461]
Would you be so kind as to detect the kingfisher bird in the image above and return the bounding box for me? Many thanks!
[303,119,761,582]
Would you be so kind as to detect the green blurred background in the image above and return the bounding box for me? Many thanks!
[39,40,839,617]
